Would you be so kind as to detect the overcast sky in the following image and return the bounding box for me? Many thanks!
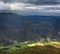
[0,0,60,16]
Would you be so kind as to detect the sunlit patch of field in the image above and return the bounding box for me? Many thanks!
[50,42,60,48]
[27,41,60,48]
[27,42,44,47]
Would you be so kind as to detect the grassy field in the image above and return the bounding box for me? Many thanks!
[0,41,60,54]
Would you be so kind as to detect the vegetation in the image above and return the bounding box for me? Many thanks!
[0,40,60,54]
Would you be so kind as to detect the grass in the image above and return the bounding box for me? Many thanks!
[0,41,60,54]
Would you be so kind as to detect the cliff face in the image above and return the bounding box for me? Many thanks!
[0,13,60,42]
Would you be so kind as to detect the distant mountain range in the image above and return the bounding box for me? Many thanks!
[0,13,60,42]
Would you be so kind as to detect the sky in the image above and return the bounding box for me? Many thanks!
[0,0,60,15]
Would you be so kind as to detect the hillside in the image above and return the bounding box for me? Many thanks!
[0,13,60,42]
[0,41,60,54]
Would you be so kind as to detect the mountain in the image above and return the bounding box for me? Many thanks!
[0,13,60,42]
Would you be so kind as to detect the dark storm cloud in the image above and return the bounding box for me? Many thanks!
[0,0,28,3]
[27,0,60,4]
[0,0,60,4]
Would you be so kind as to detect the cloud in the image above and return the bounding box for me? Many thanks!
[0,0,60,4]
[0,1,60,16]
[0,1,10,10]
[10,3,60,16]
[0,0,28,3]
